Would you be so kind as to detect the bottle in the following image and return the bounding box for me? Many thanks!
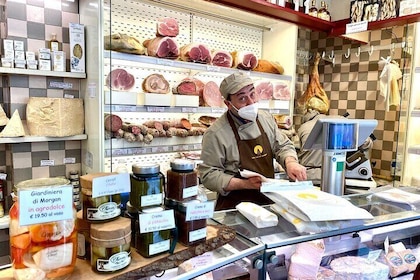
[317,1,329,21]
[50,33,59,51]
[308,0,318,17]
[324,3,331,21]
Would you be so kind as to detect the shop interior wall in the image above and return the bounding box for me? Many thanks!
[295,26,410,181]
[0,0,82,209]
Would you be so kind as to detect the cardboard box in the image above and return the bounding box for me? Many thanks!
[13,40,24,51]
[69,23,85,73]
[52,51,66,72]
[38,59,51,71]
[3,39,13,51]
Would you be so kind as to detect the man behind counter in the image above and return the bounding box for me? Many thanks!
[198,72,307,210]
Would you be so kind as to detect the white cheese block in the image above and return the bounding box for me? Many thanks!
[26,97,84,137]
[330,256,390,280]
[32,242,73,271]
[0,104,8,126]
[0,109,25,137]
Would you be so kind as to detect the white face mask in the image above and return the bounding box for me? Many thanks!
[231,102,259,122]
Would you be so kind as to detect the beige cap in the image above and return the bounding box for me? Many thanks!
[219,72,254,100]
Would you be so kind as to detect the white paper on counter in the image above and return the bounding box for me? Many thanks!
[264,188,374,222]
[373,188,420,205]
[236,202,278,228]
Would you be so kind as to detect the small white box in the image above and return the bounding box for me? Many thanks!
[69,22,85,73]
[26,51,36,60]
[52,51,65,71]
[258,99,271,109]
[14,50,25,60]
[15,59,26,69]
[104,91,137,105]
[38,59,51,71]
[3,39,13,51]
[1,58,13,68]
[38,48,51,60]
[13,40,24,51]
[139,93,172,107]
[270,99,289,110]
[172,95,199,107]
[27,60,38,70]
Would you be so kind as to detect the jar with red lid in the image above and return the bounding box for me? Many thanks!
[166,159,198,202]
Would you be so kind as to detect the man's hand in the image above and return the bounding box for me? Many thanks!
[225,176,262,192]
[285,157,307,181]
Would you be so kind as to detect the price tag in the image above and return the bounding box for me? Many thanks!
[40,160,55,166]
[181,107,197,113]
[115,105,136,112]
[132,148,147,155]
[0,173,6,180]
[92,173,130,198]
[63,157,76,164]
[211,107,226,114]
[157,59,174,67]
[151,146,169,153]
[147,106,165,112]
[139,209,175,233]
[346,21,368,34]
[206,65,220,72]
[186,201,215,221]
[19,185,74,226]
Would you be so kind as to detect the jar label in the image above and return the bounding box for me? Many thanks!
[97,251,131,272]
[183,185,199,199]
[92,173,130,198]
[140,193,163,207]
[189,227,207,242]
[149,239,170,255]
[87,202,121,221]
[186,201,215,221]
[139,209,175,233]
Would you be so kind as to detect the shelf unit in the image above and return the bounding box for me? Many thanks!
[0,67,86,78]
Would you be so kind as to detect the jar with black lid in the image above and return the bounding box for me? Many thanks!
[165,198,207,246]
[136,206,173,258]
[130,163,164,210]
[166,159,198,202]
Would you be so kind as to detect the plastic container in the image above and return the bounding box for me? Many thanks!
[9,178,77,280]
[80,173,122,223]
[130,163,164,210]
[165,199,207,246]
[90,217,131,273]
[136,206,172,258]
[166,159,198,201]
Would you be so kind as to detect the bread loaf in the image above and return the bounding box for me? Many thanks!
[26,97,84,137]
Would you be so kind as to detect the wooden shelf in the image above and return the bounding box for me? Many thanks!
[205,0,335,32]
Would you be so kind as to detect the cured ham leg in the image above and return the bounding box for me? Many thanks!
[297,53,330,114]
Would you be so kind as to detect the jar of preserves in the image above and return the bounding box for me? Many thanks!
[10,178,77,279]
[165,199,207,246]
[76,210,90,260]
[136,206,172,258]
[166,159,198,202]
[90,217,131,273]
[130,163,164,210]
[123,201,138,248]
[80,173,122,223]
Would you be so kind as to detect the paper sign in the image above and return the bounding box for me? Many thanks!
[19,185,74,226]
[186,201,214,221]
[346,21,368,34]
[139,209,175,233]
[92,173,130,198]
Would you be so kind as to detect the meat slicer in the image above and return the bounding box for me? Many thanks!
[345,134,377,193]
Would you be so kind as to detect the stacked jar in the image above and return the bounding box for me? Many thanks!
[80,172,132,274]
[129,163,175,258]
[165,159,207,246]
[9,178,77,279]
[69,171,81,211]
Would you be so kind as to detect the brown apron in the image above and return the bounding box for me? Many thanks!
[215,113,274,210]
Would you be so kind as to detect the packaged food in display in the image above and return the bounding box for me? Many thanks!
[236,202,278,228]
[166,159,198,202]
[90,217,131,273]
[9,178,77,279]
[76,210,90,260]
[130,163,164,210]
[80,173,122,223]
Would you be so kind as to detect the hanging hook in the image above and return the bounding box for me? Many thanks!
[328,50,335,60]
[322,51,326,58]
[344,48,351,59]
[332,56,336,67]
[355,47,361,57]
[368,45,374,56]
[390,43,395,55]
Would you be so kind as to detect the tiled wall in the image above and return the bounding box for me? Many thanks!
[295,26,410,180]
[1,0,82,209]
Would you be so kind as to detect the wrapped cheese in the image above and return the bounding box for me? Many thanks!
[26,97,84,137]
[236,202,278,228]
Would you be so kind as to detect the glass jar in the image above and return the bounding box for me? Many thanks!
[136,206,171,258]
[166,159,198,202]
[123,201,138,248]
[165,199,207,246]
[90,217,131,273]
[76,210,90,260]
[80,173,122,223]
[10,178,77,280]
[130,163,164,210]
